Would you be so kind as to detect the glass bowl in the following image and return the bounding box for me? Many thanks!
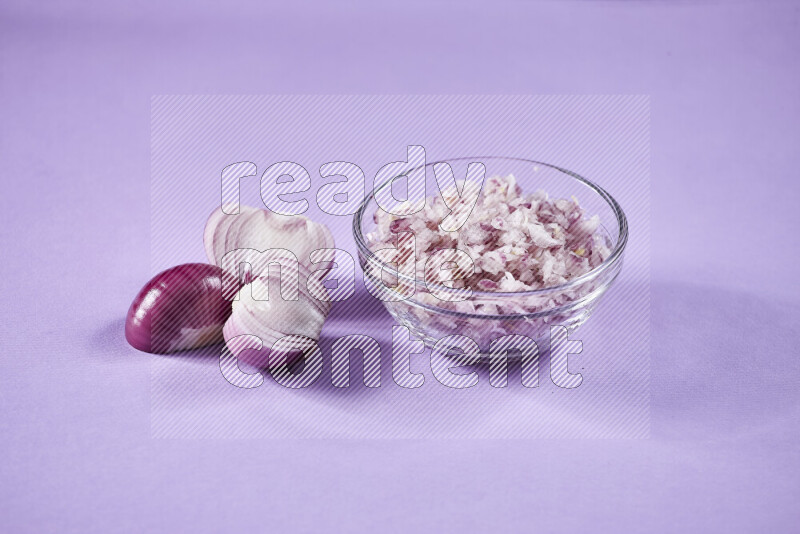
[352,157,628,352]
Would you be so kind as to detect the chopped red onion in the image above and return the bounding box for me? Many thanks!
[366,174,614,344]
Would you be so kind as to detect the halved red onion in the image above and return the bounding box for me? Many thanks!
[125,263,232,354]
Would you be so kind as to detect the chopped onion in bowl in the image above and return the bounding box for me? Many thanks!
[363,174,616,347]
[370,174,611,294]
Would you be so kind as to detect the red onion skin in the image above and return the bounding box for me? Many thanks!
[125,263,232,354]
[224,331,310,369]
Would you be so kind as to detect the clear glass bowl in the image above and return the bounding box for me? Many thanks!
[352,157,628,352]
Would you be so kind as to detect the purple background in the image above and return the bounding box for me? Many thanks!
[1,0,798,532]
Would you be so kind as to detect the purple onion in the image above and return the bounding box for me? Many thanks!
[222,272,331,368]
[125,263,232,354]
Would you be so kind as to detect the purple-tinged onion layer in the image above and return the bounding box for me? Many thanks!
[125,263,232,354]
[204,204,335,269]
[222,273,331,368]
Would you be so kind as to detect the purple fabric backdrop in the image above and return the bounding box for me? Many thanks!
[1,1,798,532]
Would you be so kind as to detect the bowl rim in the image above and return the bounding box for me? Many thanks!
[352,156,628,302]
